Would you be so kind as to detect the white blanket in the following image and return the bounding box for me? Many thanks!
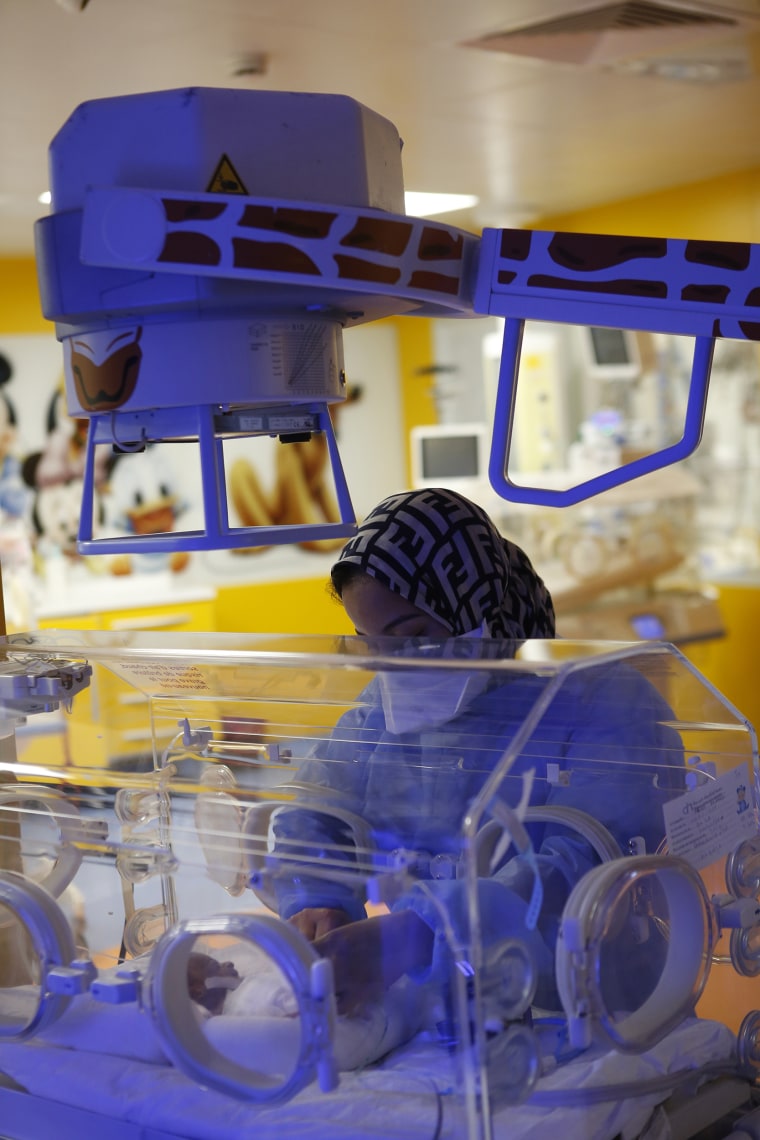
[0,1015,737,1140]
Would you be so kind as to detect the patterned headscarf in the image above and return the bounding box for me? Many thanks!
[332,487,555,639]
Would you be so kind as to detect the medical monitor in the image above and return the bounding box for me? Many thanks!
[582,326,641,382]
[410,422,491,493]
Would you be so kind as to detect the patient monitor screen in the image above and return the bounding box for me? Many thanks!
[421,435,480,480]
[589,327,632,366]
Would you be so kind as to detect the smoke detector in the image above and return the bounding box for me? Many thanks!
[463,1,760,69]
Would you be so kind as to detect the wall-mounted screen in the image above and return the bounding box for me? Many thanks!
[410,423,490,490]
[583,326,641,382]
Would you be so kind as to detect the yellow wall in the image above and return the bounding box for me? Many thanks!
[391,314,438,481]
[215,575,353,634]
[536,166,760,242]
[0,260,48,333]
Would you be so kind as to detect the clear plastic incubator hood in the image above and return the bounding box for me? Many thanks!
[1,629,760,1138]
[34,86,760,556]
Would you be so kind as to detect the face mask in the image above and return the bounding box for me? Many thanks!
[378,625,490,736]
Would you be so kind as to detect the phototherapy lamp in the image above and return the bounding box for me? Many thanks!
[33,86,760,554]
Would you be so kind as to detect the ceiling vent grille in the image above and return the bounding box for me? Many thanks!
[464,2,758,70]
[505,2,736,34]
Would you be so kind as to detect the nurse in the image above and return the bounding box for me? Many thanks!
[273,487,683,1017]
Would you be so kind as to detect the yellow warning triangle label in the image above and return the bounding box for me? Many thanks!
[206,154,249,195]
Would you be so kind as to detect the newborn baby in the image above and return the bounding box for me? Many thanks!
[186,941,426,1072]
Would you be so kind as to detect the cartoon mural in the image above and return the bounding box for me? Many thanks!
[104,444,190,576]
[0,352,34,628]
[0,354,31,529]
[228,392,362,555]
[21,387,111,566]
[22,388,109,489]
[0,322,406,625]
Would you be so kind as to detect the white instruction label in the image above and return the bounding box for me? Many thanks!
[112,661,211,693]
[663,765,757,870]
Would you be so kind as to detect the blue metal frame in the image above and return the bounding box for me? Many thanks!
[487,319,715,507]
[473,226,760,507]
[78,403,356,554]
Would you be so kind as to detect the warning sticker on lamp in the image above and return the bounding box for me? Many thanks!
[663,764,757,870]
[207,154,248,195]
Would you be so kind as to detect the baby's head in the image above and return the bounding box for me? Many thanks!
[187,951,240,1015]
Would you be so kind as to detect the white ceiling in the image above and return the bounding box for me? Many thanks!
[3,0,760,256]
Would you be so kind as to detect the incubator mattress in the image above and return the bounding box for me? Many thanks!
[0,1016,735,1140]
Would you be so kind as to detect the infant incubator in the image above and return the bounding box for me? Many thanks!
[1,629,760,1139]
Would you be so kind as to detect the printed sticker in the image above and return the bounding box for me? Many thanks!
[663,764,757,870]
